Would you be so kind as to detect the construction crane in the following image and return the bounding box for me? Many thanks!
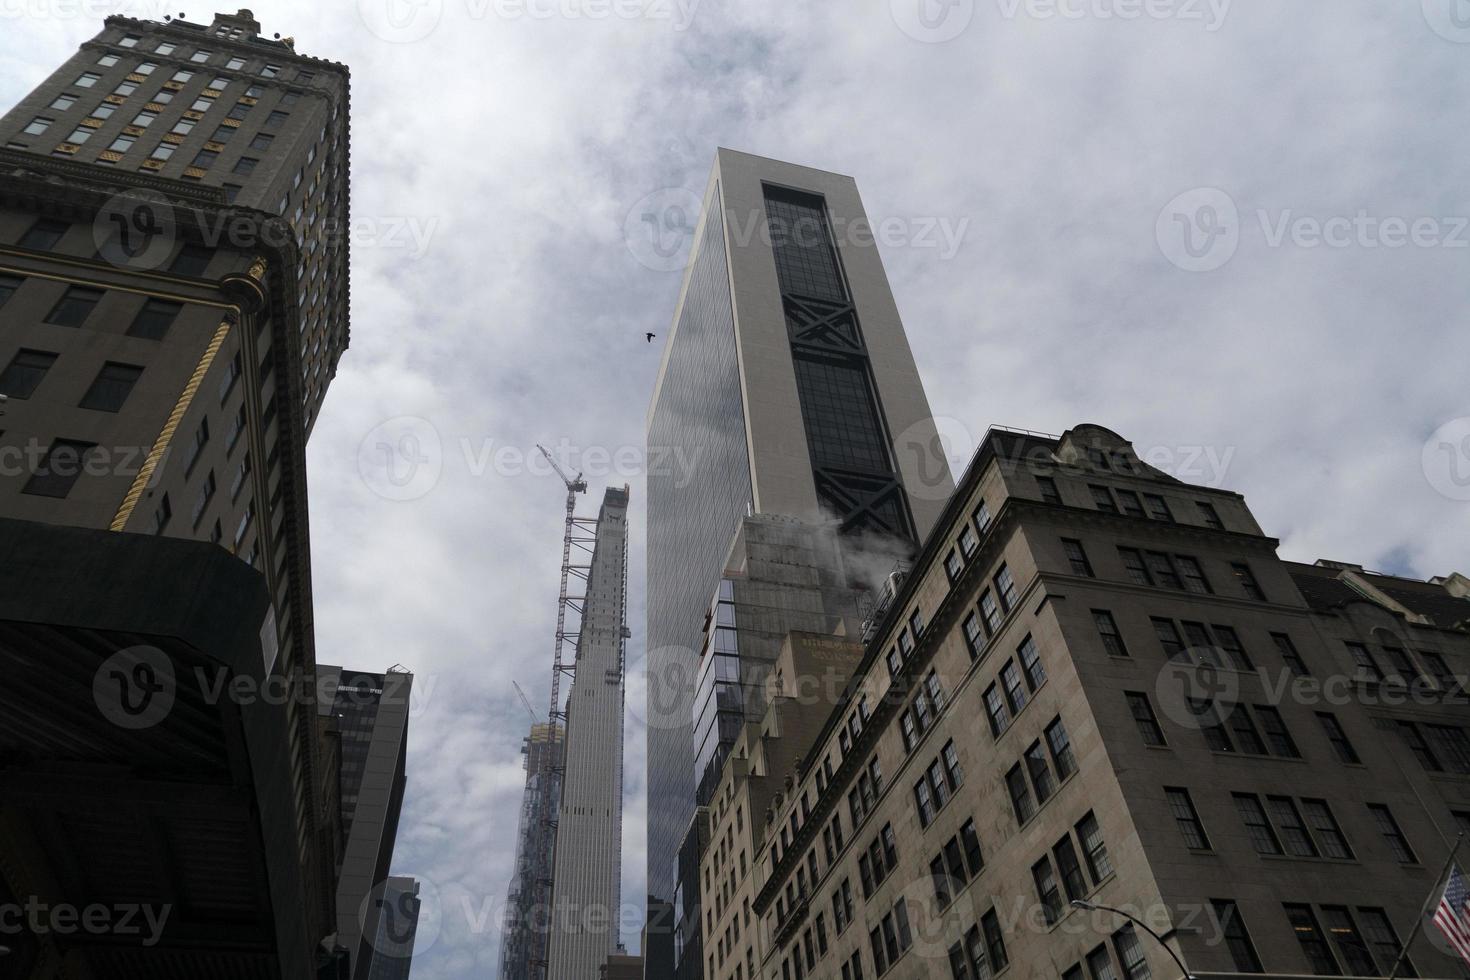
[511,680,539,722]
[527,443,600,980]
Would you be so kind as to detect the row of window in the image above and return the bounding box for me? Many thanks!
[982,635,1047,738]
[1004,715,1077,824]
[1031,811,1114,923]
[106,34,310,80]
[0,350,141,412]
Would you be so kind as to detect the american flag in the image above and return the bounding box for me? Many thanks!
[1434,864,1470,967]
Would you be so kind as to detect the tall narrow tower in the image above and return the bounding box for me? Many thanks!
[546,486,631,979]
[643,149,953,978]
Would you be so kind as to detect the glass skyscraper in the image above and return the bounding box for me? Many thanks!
[643,149,953,979]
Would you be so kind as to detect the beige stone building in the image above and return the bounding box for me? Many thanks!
[701,423,1470,980]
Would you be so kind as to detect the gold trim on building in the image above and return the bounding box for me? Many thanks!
[103,94,126,105]
[79,118,103,129]
[122,125,144,137]
[140,159,165,170]
[111,317,235,532]
[183,110,204,121]
[221,118,242,128]
[184,166,206,178]
[162,132,184,144]
[53,143,78,154]
[126,73,146,83]
[98,150,123,162]
[162,80,185,91]
[238,97,258,106]
[248,256,268,281]
[204,141,225,152]
[145,102,165,112]
[202,88,222,98]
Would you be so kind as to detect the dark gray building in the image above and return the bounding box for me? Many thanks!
[0,8,351,977]
[644,149,953,978]
[498,722,565,980]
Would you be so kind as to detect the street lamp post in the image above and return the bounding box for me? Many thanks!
[1070,900,1195,980]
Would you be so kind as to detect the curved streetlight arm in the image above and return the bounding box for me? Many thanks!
[1071,900,1194,980]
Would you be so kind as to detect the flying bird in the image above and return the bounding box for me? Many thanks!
[646,332,656,343]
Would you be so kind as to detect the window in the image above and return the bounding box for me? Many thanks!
[264,109,289,129]
[1075,811,1112,880]
[154,41,176,54]
[128,298,182,339]
[1357,908,1412,977]
[149,142,175,161]
[1316,713,1360,764]
[1233,794,1283,855]
[230,453,251,501]
[90,104,117,120]
[75,72,101,87]
[153,88,175,103]
[183,417,210,475]
[1162,787,1209,848]
[260,63,281,77]
[106,134,135,153]
[1000,661,1027,715]
[958,523,979,558]
[211,123,235,142]
[1126,692,1166,746]
[282,88,302,104]
[0,274,20,308]
[1019,635,1046,689]
[984,684,1010,737]
[119,34,140,47]
[1032,856,1063,924]
[960,818,983,876]
[972,499,992,532]
[1397,721,1441,771]
[994,565,1017,611]
[173,117,197,134]
[192,470,216,526]
[1177,556,1213,594]
[909,608,925,638]
[63,125,93,145]
[249,132,274,150]
[1043,840,1081,910]
[135,62,158,75]
[1118,547,1152,586]
[963,613,984,659]
[1087,944,1119,980]
[1274,633,1309,676]
[1063,538,1094,576]
[1367,805,1416,863]
[1146,551,1183,589]
[169,69,193,83]
[1115,489,1145,518]
[1232,562,1266,600]
[1226,704,1268,755]
[1152,618,1185,659]
[1006,764,1034,823]
[1142,493,1172,521]
[79,362,143,412]
[1254,705,1300,757]
[0,349,58,399]
[226,56,246,69]
[981,910,1008,973]
[233,156,258,175]
[22,439,97,498]
[1037,475,1061,504]
[945,550,964,583]
[1300,799,1353,859]
[192,148,219,167]
[914,777,935,827]
[1045,717,1077,777]
[20,217,70,250]
[1211,900,1263,973]
[980,589,1001,632]
[227,101,251,119]
[1090,484,1118,513]
[1285,904,1341,976]
[1094,610,1129,657]
[191,49,213,63]
[1113,925,1151,980]
[45,286,103,326]
[1426,724,1470,773]
[1198,501,1224,528]
[22,116,52,135]
[50,93,77,110]
[1319,907,1377,976]
[131,110,157,128]
[1266,796,1319,857]
[1025,740,1056,803]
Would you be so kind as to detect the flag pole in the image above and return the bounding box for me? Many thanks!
[1386,832,1464,980]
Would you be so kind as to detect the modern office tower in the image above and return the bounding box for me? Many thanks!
[722,424,1470,980]
[319,666,414,980]
[547,486,632,980]
[0,9,350,977]
[365,876,421,980]
[498,721,565,980]
[644,149,953,976]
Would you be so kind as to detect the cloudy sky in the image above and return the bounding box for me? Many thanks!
[6,0,1470,974]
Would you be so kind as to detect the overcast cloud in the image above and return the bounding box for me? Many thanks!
[5,0,1470,975]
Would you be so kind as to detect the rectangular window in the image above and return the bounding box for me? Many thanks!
[45,285,103,326]
[1118,547,1152,586]
[1152,618,1185,660]
[232,156,258,175]
[980,589,1001,632]
[1286,904,1341,976]
[1006,764,1034,824]
[963,613,984,659]
[983,683,1009,736]
[1367,804,1416,863]
[1032,856,1062,925]
[183,416,210,475]
[1053,834,1087,901]
[1037,476,1061,504]
[1165,787,1210,849]
[128,298,182,339]
[22,439,97,498]
[982,910,1008,972]
[1232,562,1266,600]
[1254,705,1300,757]
[1063,538,1094,576]
[1025,740,1056,803]
[1212,625,1251,669]
[1127,692,1166,746]
[20,217,70,250]
[1090,484,1118,513]
[1113,925,1151,980]
[945,549,964,584]
[1320,906,1377,976]
[79,361,143,412]
[227,101,250,119]
[1094,610,1129,657]
[1115,489,1145,518]
[1266,796,1319,857]
[1000,661,1027,715]
[22,116,52,135]
[960,818,983,876]
[1211,900,1263,973]
[0,349,59,399]
[1146,551,1183,589]
[1087,944,1119,980]
[75,72,101,87]
[1198,501,1224,528]
[1075,811,1112,882]
[1045,717,1077,778]
[50,93,77,110]
[994,565,1018,611]
[1357,908,1412,978]
[191,469,216,526]
[914,777,935,827]
[191,49,213,62]
[1274,633,1309,676]
[226,56,246,69]
[1233,794,1283,855]
[1019,635,1046,690]
[1227,704,1268,755]
[1427,725,1470,773]
[959,523,979,557]
[1316,712,1360,764]
[973,499,992,532]
[1300,799,1353,859]
[1143,493,1172,521]
[1177,555,1213,594]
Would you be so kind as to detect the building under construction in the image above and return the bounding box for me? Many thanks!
[497,721,564,980]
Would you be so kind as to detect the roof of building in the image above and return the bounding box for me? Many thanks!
[1286,561,1470,629]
